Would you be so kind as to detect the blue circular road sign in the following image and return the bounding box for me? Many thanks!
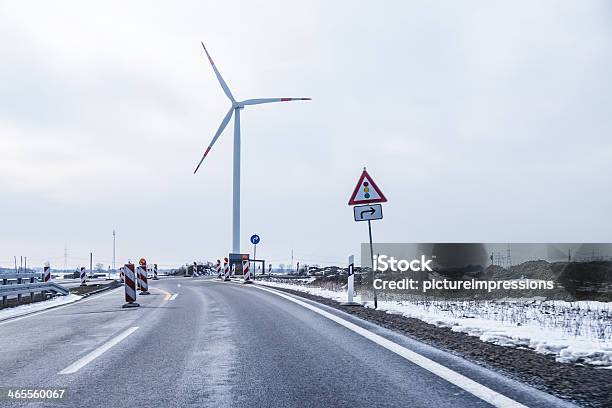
[250,234,261,245]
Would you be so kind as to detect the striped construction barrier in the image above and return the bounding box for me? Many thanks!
[122,263,139,308]
[231,263,236,277]
[268,264,272,274]
[242,257,252,284]
[43,264,51,283]
[192,262,198,277]
[80,267,87,286]
[41,263,52,299]
[137,261,149,295]
[216,259,222,279]
[223,258,230,281]
[153,263,159,280]
[119,267,125,282]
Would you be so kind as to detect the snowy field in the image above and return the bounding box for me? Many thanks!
[259,280,612,367]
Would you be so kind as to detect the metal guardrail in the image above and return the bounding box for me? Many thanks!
[1,277,69,306]
[0,272,39,280]
[0,282,69,297]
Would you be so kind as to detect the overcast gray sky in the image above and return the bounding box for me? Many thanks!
[1,1,611,269]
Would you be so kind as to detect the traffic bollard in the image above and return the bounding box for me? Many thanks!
[341,255,361,306]
[137,260,149,295]
[80,267,87,286]
[42,262,51,299]
[242,256,252,284]
[122,263,139,308]
[223,258,230,281]
[43,263,51,282]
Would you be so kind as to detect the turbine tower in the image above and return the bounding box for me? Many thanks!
[194,42,310,254]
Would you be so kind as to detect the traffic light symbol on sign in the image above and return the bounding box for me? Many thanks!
[348,169,387,205]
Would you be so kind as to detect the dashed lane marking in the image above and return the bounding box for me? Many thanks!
[59,327,139,375]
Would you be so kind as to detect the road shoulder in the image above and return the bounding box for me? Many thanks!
[255,283,609,408]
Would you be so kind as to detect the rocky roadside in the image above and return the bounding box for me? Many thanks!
[271,286,612,408]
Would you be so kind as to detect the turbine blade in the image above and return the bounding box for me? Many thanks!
[239,98,311,106]
[194,107,234,174]
[201,42,235,103]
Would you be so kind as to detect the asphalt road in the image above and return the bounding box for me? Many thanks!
[0,277,577,408]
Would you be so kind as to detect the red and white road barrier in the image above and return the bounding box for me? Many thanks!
[242,258,252,283]
[119,267,125,282]
[192,262,198,277]
[231,263,236,277]
[43,264,51,283]
[268,264,272,274]
[122,263,139,308]
[223,258,230,281]
[137,261,149,295]
[80,267,87,286]
[41,262,52,298]
[216,259,222,279]
[153,263,159,280]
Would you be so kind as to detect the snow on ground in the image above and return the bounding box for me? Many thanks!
[259,280,612,367]
[0,294,82,321]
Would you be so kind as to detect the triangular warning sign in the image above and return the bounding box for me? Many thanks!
[348,169,387,205]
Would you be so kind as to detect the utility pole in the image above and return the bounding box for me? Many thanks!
[112,230,116,271]
[14,256,17,273]
[291,249,294,271]
[90,252,93,278]
[64,245,68,272]
[506,244,512,267]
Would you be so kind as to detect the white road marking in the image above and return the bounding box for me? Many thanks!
[253,285,527,408]
[0,286,122,327]
[169,293,178,300]
[59,326,139,375]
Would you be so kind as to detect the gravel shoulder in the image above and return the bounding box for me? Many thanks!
[270,286,612,408]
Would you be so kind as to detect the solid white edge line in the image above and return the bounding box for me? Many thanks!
[252,285,528,408]
[59,326,139,375]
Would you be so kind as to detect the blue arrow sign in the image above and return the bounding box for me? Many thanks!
[250,234,260,245]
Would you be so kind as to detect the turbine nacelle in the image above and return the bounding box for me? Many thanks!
[233,98,312,109]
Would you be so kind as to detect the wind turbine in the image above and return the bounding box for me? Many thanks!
[194,42,310,254]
